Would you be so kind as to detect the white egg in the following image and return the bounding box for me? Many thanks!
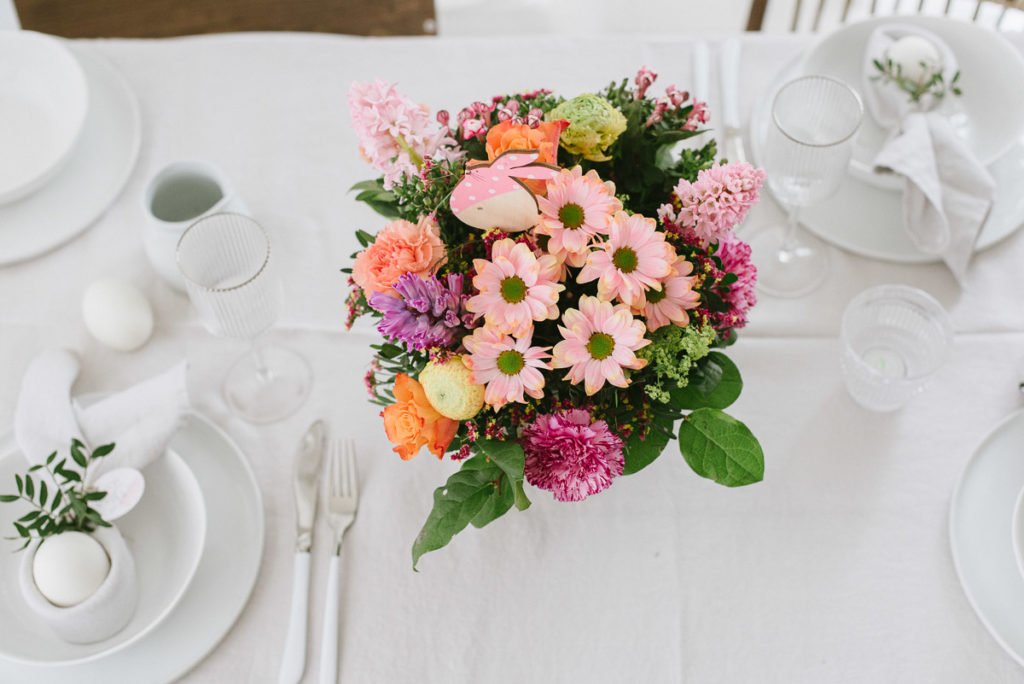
[886,35,943,85]
[82,278,154,352]
[33,532,111,607]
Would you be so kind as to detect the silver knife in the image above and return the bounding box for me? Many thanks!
[719,37,748,164]
[278,420,327,684]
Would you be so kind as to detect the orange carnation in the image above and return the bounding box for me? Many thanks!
[485,120,568,165]
[381,374,458,461]
[352,216,445,296]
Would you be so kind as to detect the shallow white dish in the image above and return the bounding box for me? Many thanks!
[949,409,1024,668]
[0,31,89,204]
[1011,486,1024,583]
[749,59,1024,264]
[0,447,206,665]
[0,411,263,682]
[801,15,1024,191]
[0,46,140,266]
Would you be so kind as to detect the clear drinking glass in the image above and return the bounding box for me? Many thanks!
[748,75,863,298]
[840,285,952,412]
[176,213,312,423]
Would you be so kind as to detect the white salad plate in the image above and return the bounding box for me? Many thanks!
[0,448,206,665]
[1011,486,1024,584]
[801,15,1024,191]
[750,57,1024,264]
[0,46,140,266]
[949,409,1024,668]
[0,31,89,204]
[0,412,264,683]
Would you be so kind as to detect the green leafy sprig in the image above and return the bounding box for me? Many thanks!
[871,57,962,104]
[1,439,115,551]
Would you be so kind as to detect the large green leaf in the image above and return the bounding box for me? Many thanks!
[412,455,503,570]
[670,352,742,410]
[678,408,764,487]
[477,439,531,511]
[622,417,673,475]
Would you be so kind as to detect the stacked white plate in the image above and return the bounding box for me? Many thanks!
[0,402,264,683]
[0,31,141,265]
[749,16,1024,263]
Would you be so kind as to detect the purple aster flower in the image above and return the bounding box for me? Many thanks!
[521,409,624,503]
[369,273,471,352]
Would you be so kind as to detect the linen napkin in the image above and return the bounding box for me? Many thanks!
[862,24,996,283]
[13,349,189,482]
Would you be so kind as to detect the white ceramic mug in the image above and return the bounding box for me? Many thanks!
[142,161,248,291]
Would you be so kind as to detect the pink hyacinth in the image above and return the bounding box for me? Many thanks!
[682,100,709,131]
[634,65,657,100]
[716,232,758,329]
[663,162,766,245]
[348,80,461,189]
[521,409,624,502]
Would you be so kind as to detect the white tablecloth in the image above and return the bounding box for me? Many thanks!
[2,31,1024,683]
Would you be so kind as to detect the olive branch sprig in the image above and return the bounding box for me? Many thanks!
[0,439,115,551]
[871,57,962,104]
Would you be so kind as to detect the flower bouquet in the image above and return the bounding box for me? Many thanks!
[344,67,767,568]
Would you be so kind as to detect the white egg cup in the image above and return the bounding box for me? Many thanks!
[19,526,138,644]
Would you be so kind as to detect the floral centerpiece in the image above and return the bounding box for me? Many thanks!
[344,67,767,568]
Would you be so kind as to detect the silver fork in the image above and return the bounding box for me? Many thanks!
[318,439,358,684]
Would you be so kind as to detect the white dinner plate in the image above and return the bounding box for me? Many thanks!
[0,449,206,665]
[749,59,1024,264]
[0,46,140,266]
[801,16,1024,191]
[0,31,90,204]
[949,409,1024,668]
[0,412,264,683]
[1012,486,1024,584]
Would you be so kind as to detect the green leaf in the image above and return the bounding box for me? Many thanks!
[0,494,18,503]
[14,523,28,538]
[355,229,376,247]
[50,490,62,512]
[17,510,40,523]
[349,179,384,193]
[678,408,764,487]
[28,464,43,472]
[477,440,530,511]
[670,352,742,410]
[59,468,81,483]
[38,481,47,508]
[92,443,115,459]
[84,491,107,501]
[15,474,22,495]
[23,476,33,499]
[412,455,503,570]
[377,343,403,360]
[46,452,56,466]
[362,198,401,219]
[470,475,514,529]
[622,417,673,475]
[70,441,88,468]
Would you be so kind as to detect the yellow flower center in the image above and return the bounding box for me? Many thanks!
[496,349,526,375]
[500,276,527,304]
[612,247,638,273]
[558,203,585,229]
[587,332,616,360]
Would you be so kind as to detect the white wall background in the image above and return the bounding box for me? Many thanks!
[0,0,20,30]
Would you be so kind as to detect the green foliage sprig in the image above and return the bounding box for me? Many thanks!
[1,439,115,551]
[871,57,962,104]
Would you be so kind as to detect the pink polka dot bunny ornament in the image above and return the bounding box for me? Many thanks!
[449,150,561,232]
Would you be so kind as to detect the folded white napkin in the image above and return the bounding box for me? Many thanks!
[14,349,189,482]
[863,24,996,283]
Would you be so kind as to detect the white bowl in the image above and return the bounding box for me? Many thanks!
[0,31,90,204]
[1011,485,1024,583]
[801,15,1024,191]
[0,448,206,665]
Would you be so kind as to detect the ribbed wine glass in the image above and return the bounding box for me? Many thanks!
[749,75,863,298]
[176,213,311,423]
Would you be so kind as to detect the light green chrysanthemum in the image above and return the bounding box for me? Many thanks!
[547,94,628,162]
[637,324,716,403]
[419,356,485,420]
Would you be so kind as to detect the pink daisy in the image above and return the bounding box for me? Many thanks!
[463,326,551,408]
[552,295,650,395]
[577,212,676,307]
[522,409,625,502]
[536,167,622,267]
[466,239,564,337]
[636,256,701,332]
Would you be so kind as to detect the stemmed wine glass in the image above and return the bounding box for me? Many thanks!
[176,213,312,423]
[748,75,863,298]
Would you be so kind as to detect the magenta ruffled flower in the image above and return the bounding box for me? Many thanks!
[661,162,766,245]
[369,273,471,352]
[521,409,624,502]
[716,233,758,330]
